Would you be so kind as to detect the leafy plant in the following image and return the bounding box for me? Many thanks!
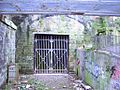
[92,17,107,36]
[28,78,50,90]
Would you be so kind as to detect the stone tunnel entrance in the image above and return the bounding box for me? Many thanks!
[34,33,69,74]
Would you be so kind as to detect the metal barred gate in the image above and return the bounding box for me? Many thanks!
[34,34,69,74]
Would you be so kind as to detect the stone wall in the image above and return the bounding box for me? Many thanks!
[77,47,120,90]
[15,16,34,74]
[0,20,16,86]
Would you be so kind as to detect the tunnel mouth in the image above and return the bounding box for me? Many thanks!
[33,33,69,74]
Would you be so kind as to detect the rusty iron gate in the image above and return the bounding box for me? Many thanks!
[34,34,69,74]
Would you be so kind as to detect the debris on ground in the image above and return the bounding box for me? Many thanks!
[3,74,93,90]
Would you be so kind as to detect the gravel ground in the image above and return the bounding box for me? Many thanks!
[34,74,75,90]
[3,74,85,90]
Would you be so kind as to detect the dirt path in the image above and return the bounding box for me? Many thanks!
[4,74,86,90]
[34,74,75,90]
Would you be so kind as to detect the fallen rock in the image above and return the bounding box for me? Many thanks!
[45,87,49,90]
[84,85,91,90]
[63,85,67,88]
[21,80,28,84]
[75,80,82,83]
[53,87,56,89]
[26,84,30,88]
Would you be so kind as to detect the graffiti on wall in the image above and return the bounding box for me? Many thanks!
[112,81,120,90]
[85,61,104,79]
[111,65,120,80]
[110,64,120,90]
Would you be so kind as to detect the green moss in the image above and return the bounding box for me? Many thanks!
[61,16,65,21]
[39,19,44,27]
[26,25,30,44]
[75,65,80,77]
[85,70,92,86]
[28,79,51,90]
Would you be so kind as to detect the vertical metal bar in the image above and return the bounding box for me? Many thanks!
[55,37,57,73]
[40,35,43,73]
[50,36,52,73]
[62,36,63,73]
[53,36,55,73]
[55,36,56,73]
[45,36,46,73]
[36,35,38,74]
[65,36,68,70]
[47,37,49,73]
[41,35,42,73]
[63,36,65,73]
[64,36,66,72]
[53,36,56,73]
[43,35,44,73]
[42,36,43,73]
[44,39,46,73]
[64,36,67,72]
[35,35,37,73]
[36,35,38,73]
[61,36,62,73]
[38,35,40,73]
[58,36,59,73]
[63,36,64,73]
[66,35,68,73]
[37,35,38,74]
[34,36,36,73]
[61,36,63,73]
[40,36,41,73]
[57,37,58,73]
[48,36,49,73]
[55,36,57,73]
[49,36,51,73]
[44,36,47,73]
[42,35,44,73]
[44,35,45,73]
[38,35,39,74]
[47,36,48,73]
[46,36,48,73]
[49,35,50,73]
[59,36,61,73]
[52,36,54,73]
[40,35,41,73]
[57,36,58,73]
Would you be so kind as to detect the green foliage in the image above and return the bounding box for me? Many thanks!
[92,17,107,35]
[28,78,51,90]
[115,17,120,32]
[39,18,43,27]
[61,15,65,21]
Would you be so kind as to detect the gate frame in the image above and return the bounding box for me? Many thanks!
[32,32,69,74]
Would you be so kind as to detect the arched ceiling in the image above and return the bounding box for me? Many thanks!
[1,0,120,16]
